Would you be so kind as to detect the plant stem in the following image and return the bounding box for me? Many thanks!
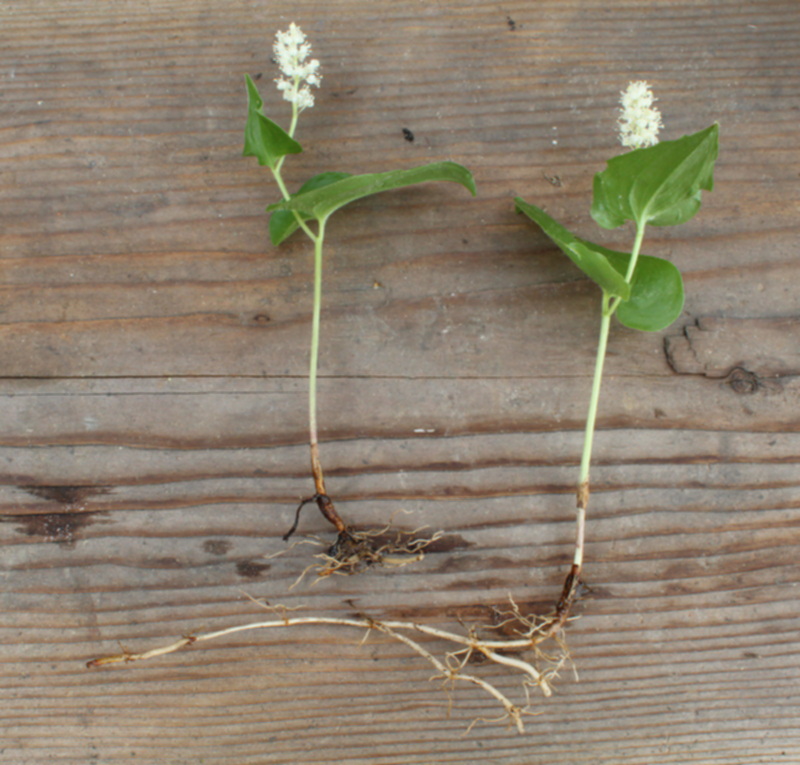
[303,217,348,535]
[624,221,646,282]
[308,218,326,496]
[275,84,300,175]
[574,291,611,567]
[270,161,346,537]
[573,220,646,571]
[609,220,647,316]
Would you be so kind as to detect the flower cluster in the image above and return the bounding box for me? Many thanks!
[273,23,321,111]
[617,81,663,149]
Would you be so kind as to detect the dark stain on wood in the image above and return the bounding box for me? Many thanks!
[235,559,272,578]
[434,553,517,574]
[203,539,233,556]
[19,484,111,506]
[442,575,508,592]
[363,601,497,625]
[10,511,101,546]
[9,485,112,545]
[151,557,186,569]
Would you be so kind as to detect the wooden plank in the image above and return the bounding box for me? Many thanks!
[666,316,800,379]
[2,0,800,763]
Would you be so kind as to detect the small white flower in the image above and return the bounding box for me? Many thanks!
[273,22,321,111]
[617,80,663,149]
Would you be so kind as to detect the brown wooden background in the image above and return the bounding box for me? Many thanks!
[2,1,799,763]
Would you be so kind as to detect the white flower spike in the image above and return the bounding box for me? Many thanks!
[617,81,663,150]
[273,23,321,111]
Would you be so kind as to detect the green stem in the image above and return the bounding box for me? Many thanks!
[574,219,646,569]
[270,159,327,494]
[275,81,300,175]
[609,220,647,316]
[578,292,612,492]
[308,218,327,494]
[624,221,646,282]
[267,102,324,451]
[264,99,348,537]
[271,162,318,243]
[272,168,292,201]
[573,292,611,568]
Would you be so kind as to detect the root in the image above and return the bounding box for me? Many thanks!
[88,595,577,734]
[274,519,444,585]
[283,493,440,578]
[90,504,586,733]
[305,525,443,581]
[283,492,346,540]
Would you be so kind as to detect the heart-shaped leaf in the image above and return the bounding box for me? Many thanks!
[602,250,684,332]
[591,123,719,229]
[242,74,303,168]
[515,199,684,330]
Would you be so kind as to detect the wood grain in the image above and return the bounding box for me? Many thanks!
[2,1,800,763]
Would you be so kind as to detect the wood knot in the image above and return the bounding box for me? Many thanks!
[726,366,760,394]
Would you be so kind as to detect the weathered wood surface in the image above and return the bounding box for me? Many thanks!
[2,1,799,763]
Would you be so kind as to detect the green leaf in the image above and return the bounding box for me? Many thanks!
[591,123,719,229]
[514,198,684,331]
[646,190,702,227]
[269,172,353,245]
[603,250,684,332]
[267,161,476,222]
[242,74,302,168]
[514,199,630,300]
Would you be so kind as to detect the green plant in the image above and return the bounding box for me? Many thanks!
[89,77,719,734]
[244,24,475,566]
[515,82,719,627]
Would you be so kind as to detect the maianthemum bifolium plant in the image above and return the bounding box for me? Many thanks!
[515,83,719,624]
[89,37,719,733]
[243,23,475,572]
